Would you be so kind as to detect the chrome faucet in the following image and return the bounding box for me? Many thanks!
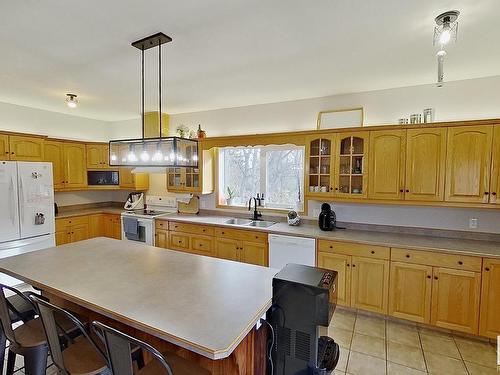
[248,197,262,221]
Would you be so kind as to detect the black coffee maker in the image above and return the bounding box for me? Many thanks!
[318,203,336,231]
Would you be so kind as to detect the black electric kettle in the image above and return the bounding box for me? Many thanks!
[318,203,336,231]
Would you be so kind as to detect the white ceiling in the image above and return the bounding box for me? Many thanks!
[0,0,499,121]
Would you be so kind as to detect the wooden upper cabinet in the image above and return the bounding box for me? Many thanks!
[305,135,335,196]
[0,134,10,159]
[333,132,369,198]
[431,267,481,334]
[489,126,500,204]
[119,168,149,190]
[445,126,493,203]
[9,135,44,161]
[63,143,87,188]
[405,128,446,201]
[368,130,406,200]
[86,144,109,169]
[44,141,65,189]
[479,259,500,338]
[389,262,432,324]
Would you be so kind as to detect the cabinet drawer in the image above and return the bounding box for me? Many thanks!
[191,235,214,256]
[215,227,267,243]
[318,240,390,260]
[168,232,190,251]
[391,248,482,272]
[169,222,214,236]
[155,220,168,230]
[55,215,89,230]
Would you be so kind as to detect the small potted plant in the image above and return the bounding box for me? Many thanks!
[226,187,235,206]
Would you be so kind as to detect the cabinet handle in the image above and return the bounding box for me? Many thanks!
[484,192,490,195]
[371,250,375,254]
[222,231,225,234]
[202,229,206,232]
[10,152,14,155]
[458,261,463,265]
[406,254,410,258]
[347,263,350,267]
[178,240,182,244]
[434,276,438,280]
[427,275,431,279]
[4,152,8,154]
[492,192,497,196]
[405,189,409,193]
[485,267,490,271]
[255,236,258,239]
[352,264,356,267]
[329,245,333,249]
[399,189,404,193]
[335,187,338,191]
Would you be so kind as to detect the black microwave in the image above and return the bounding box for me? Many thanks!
[87,170,119,186]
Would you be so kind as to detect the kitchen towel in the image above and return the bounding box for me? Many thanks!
[123,217,139,241]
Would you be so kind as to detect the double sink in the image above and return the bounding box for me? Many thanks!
[224,218,276,228]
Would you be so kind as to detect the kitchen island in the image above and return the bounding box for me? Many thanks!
[0,237,278,374]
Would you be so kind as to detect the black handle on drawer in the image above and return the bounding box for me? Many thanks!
[427,275,431,279]
[458,261,463,265]
[434,276,438,280]
[485,267,490,271]
[371,250,375,254]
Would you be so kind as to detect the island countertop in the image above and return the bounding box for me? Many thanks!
[0,237,278,360]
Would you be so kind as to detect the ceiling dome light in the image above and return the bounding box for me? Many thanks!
[65,94,78,108]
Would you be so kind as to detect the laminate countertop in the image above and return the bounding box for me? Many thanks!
[159,214,500,259]
[0,238,278,359]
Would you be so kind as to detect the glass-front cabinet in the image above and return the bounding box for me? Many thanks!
[167,142,200,192]
[305,135,335,197]
[305,132,369,198]
[333,132,369,198]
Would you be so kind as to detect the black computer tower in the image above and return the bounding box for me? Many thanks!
[268,263,339,375]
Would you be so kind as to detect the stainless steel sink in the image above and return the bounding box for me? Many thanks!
[224,218,253,225]
[248,220,276,228]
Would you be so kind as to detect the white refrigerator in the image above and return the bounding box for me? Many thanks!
[0,161,55,286]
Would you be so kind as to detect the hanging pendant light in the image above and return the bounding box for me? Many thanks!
[109,33,198,168]
[433,11,460,87]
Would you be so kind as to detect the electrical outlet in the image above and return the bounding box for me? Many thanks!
[469,218,478,229]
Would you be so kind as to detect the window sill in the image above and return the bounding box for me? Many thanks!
[216,203,305,215]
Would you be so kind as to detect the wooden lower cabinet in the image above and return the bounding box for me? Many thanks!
[55,216,90,245]
[103,214,121,240]
[350,256,389,314]
[155,229,168,249]
[389,262,433,323]
[479,259,500,338]
[215,238,240,262]
[88,214,104,238]
[239,242,268,266]
[317,251,351,306]
[431,267,481,334]
[168,232,191,253]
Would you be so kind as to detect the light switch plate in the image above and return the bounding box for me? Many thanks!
[469,218,478,229]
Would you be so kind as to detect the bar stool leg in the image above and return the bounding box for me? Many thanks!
[23,346,48,375]
[0,330,6,375]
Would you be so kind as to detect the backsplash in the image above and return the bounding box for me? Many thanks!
[55,190,130,207]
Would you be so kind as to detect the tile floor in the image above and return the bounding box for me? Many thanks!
[329,307,499,375]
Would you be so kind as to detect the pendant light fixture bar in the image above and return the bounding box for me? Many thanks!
[109,32,198,168]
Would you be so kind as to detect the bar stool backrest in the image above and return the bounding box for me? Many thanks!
[29,295,106,375]
[92,321,174,375]
[0,283,35,346]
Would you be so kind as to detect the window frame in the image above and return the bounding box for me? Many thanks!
[215,144,306,214]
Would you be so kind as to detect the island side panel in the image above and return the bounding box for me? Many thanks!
[44,292,267,375]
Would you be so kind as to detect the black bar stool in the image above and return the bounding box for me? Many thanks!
[93,321,211,375]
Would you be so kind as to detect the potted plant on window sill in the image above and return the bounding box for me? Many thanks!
[226,187,235,206]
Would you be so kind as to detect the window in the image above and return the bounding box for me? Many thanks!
[218,145,304,211]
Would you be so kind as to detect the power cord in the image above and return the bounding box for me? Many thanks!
[260,318,274,375]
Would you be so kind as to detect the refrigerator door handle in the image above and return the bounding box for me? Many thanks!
[18,175,24,224]
[9,175,16,225]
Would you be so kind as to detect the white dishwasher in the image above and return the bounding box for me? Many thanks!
[268,234,316,270]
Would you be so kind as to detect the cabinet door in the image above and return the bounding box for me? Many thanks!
[215,238,240,261]
[479,259,500,338]
[86,145,103,169]
[0,134,10,159]
[100,144,110,168]
[63,143,87,188]
[9,136,44,161]
[70,224,89,243]
[102,214,116,238]
[113,216,122,239]
[368,130,406,200]
[191,234,215,257]
[405,128,446,201]
[167,168,185,191]
[155,229,168,248]
[168,232,190,252]
[431,267,481,334]
[445,126,493,203]
[389,262,432,323]
[317,251,351,307]
[44,141,65,190]
[55,227,71,246]
[88,214,103,238]
[489,126,500,204]
[333,132,369,198]
[351,256,389,314]
[305,135,335,197]
[240,241,268,266]
[119,168,134,188]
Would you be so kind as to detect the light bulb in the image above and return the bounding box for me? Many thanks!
[127,151,137,162]
[169,152,175,161]
[439,28,451,45]
[140,150,150,162]
[65,94,78,108]
[192,154,198,162]
[110,154,117,162]
[152,150,163,162]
